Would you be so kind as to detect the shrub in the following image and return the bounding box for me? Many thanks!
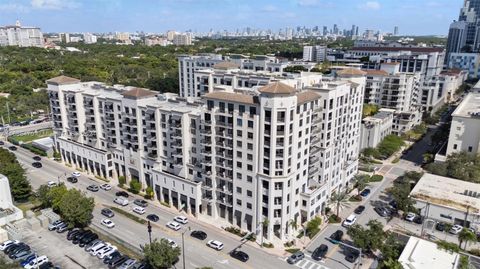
[392,157,400,164]
[285,248,300,254]
[118,176,126,185]
[21,143,47,156]
[262,242,274,248]
[53,150,61,160]
[284,240,295,248]
[349,195,362,202]
[468,249,480,256]
[306,217,322,238]
[129,180,142,194]
[160,201,171,208]
[145,186,154,200]
[370,175,384,182]
[436,240,460,253]
[328,214,341,223]
[110,207,146,224]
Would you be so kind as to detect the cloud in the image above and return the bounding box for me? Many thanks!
[0,3,29,12]
[359,1,380,10]
[31,0,79,10]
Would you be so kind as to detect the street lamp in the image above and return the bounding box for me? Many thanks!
[181,227,191,269]
[147,221,152,244]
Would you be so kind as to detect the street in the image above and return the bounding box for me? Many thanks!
[5,142,291,269]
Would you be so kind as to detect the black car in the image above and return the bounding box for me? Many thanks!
[312,244,328,261]
[360,188,371,197]
[33,156,41,161]
[330,230,344,242]
[38,262,54,269]
[5,243,26,255]
[374,206,390,217]
[101,208,115,218]
[413,215,423,224]
[345,250,360,263]
[67,228,80,238]
[67,229,82,240]
[73,231,92,244]
[230,250,249,262]
[354,205,365,214]
[103,251,121,263]
[389,200,398,210]
[146,214,159,222]
[190,230,207,240]
[8,245,30,258]
[67,177,78,183]
[8,146,17,151]
[80,233,98,247]
[0,141,4,145]
[436,222,446,232]
[32,162,42,168]
[116,191,129,198]
[86,185,99,192]
[109,255,129,267]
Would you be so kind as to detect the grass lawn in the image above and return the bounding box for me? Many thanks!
[12,129,53,143]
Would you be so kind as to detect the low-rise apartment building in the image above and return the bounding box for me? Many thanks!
[359,109,394,150]
[47,74,363,242]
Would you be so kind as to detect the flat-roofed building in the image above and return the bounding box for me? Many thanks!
[359,109,394,150]
[398,236,459,269]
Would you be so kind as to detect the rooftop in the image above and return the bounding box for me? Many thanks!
[451,92,480,119]
[258,82,296,95]
[122,87,157,99]
[204,91,258,105]
[214,61,240,70]
[398,236,459,269]
[363,70,389,76]
[350,47,444,53]
[46,75,81,86]
[410,173,480,214]
[296,91,321,105]
[336,68,367,77]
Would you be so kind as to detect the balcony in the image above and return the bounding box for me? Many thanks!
[147,153,158,160]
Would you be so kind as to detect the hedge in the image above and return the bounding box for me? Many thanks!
[21,143,47,156]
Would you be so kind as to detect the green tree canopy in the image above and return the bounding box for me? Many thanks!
[425,152,480,183]
[142,238,181,269]
[57,189,94,228]
[0,148,31,201]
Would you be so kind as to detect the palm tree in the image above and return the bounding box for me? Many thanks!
[355,175,369,195]
[330,192,349,217]
[261,218,269,247]
[458,228,477,250]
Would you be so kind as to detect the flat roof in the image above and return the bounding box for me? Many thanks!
[350,47,444,53]
[398,236,459,269]
[451,93,480,118]
[410,173,480,214]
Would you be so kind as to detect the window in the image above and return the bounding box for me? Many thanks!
[248,121,254,128]
[236,199,242,206]
[469,146,473,152]
[237,151,242,158]
[247,176,253,183]
[247,190,253,197]
[247,203,252,209]
[453,144,458,150]
[237,130,242,137]
[236,187,242,194]
[239,105,245,114]
[237,118,243,126]
[274,182,283,190]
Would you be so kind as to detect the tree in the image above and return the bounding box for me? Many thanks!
[37,183,68,210]
[425,152,480,183]
[129,180,142,194]
[0,148,31,201]
[381,258,403,269]
[362,104,379,118]
[459,229,477,250]
[347,220,386,253]
[57,189,94,228]
[355,175,369,195]
[380,233,404,261]
[305,217,322,238]
[388,181,414,212]
[330,192,349,217]
[142,238,181,269]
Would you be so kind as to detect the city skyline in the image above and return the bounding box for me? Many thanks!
[0,0,460,35]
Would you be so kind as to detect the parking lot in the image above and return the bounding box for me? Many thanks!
[22,228,107,268]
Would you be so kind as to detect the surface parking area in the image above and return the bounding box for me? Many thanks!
[22,228,107,269]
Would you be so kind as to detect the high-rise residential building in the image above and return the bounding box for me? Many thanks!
[323,26,328,36]
[46,72,364,242]
[302,45,327,62]
[59,33,71,43]
[0,20,44,47]
[173,33,192,46]
[394,26,399,36]
[115,32,130,42]
[166,30,176,41]
[178,54,225,97]
[446,21,469,61]
[83,33,97,44]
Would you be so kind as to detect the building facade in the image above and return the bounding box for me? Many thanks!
[303,45,327,62]
[0,21,43,47]
[359,109,394,150]
[47,74,363,242]
[448,52,480,78]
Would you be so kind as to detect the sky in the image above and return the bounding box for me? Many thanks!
[0,0,462,35]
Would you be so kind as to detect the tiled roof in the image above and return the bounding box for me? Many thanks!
[296,91,320,105]
[337,68,367,76]
[46,75,80,85]
[122,87,157,99]
[214,61,240,70]
[204,91,258,105]
[364,70,389,76]
[258,82,296,95]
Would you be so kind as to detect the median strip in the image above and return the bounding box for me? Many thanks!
[109,206,147,225]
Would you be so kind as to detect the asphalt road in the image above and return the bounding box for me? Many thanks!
[4,142,293,269]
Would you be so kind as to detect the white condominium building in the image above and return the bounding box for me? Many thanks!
[446,92,480,156]
[173,33,192,46]
[303,45,327,62]
[0,21,43,47]
[47,74,363,242]
[360,109,394,150]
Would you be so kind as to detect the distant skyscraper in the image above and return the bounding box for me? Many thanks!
[447,0,480,55]
[351,25,356,37]
[394,26,399,36]
[333,24,339,35]
[355,26,359,36]
[323,26,328,36]
[447,21,469,59]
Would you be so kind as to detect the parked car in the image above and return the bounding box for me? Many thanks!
[132,206,145,215]
[354,205,365,214]
[100,184,112,191]
[389,200,398,210]
[413,215,423,224]
[146,214,159,222]
[116,191,129,198]
[287,251,305,264]
[4,242,22,254]
[343,215,357,227]
[67,229,82,240]
[67,176,78,183]
[101,208,115,218]
[32,162,42,168]
[72,171,81,177]
[47,181,57,188]
[8,146,17,151]
[114,197,129,206]
[133,199,148,208]
[85,240,103,252]
[38,262,54,269]
[374,206,391,217]
[56,222,69,233]
[109,256,130,268]
[89,242,107,255]
[206,240,224,251]
[312,244,328,261]
[0,240,19,251]
[8,244,30,258]
[80,233,98,247]
[436,222,446,232]
[330,230,344,242]
[103,251,121,264]
[190,230,207,240]
[20,254,37,266]
[73,231,92,244]
[118,258,137,269]
[87,184,99,192]
[0,141,4,146]
[48,220,64,231]
[345,250,360,263]
[101,219,115,228]
[24,255,48,269]
[359,188,371,197]
[32,156,41,161]
[405,212,416,222]
[97,245,118,259]
[166,221,181,231]
[12,250,31,260]
[173,216,188,224]
[230,250,249,262]
[450,224,463,235]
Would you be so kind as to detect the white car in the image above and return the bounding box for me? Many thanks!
[72,171,81,177]
[100,184,112,191]
[342,214,357,227]
[90,243,108,256]
[450,224,463,235]
[97,245,117,259]
[133,206,145,215]
[101,219,115,228]
[206,240,224,251]
[166,221,181,231]
[173,216,188,224]
[163,238,178,248]
[0,240,19,251]
[24,255,48,269]
[405,212,416,222]
[47,181,57,188]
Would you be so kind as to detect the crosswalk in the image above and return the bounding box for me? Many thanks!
[281,255,330,269]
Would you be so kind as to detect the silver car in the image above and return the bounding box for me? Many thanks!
[118,258,137,269]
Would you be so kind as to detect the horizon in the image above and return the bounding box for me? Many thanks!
[0,0,462,35]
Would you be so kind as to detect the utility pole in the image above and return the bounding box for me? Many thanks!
[147,221,152,244]
[181,227,190,269]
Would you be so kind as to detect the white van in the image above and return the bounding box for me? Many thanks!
[114,197,129,206]
[342,214,357,227]
[89,242,107,256]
